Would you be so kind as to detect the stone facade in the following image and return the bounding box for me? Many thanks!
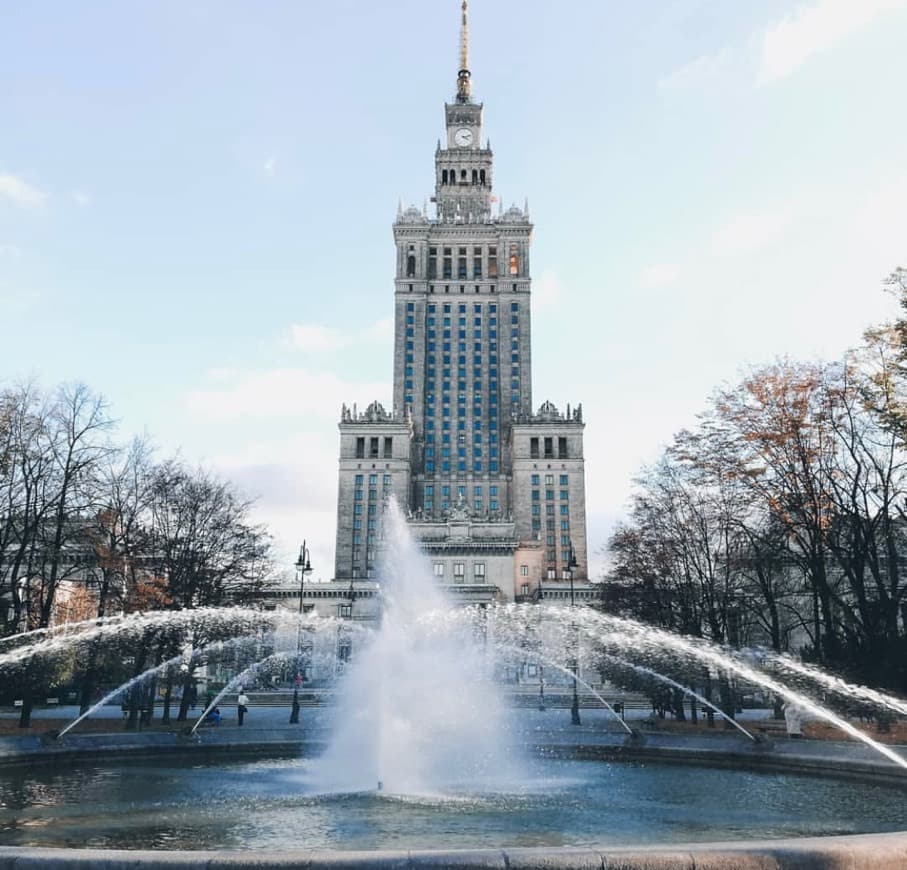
[332,6,589,601]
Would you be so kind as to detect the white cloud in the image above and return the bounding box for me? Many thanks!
[711,206,796,256]
[70,190,92,206]
[640,262,681,288]
[757,0,906,85]
[0,244,23,258]
[0,174,47,209]
[658,46,736,91]
[263,156,277,176]
[286,317,394,353]
[533,269,564,310]
[185,367,389,423]
[288,323,349,353]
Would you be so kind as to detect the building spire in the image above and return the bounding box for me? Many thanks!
[456,0,472,103]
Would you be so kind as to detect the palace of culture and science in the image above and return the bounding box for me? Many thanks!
[304,3,594,619]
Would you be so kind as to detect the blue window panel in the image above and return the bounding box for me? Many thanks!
[490,394,498,404]
[425,448,434,458]
[405,394,413,404]
[473,355,482,365]
[489,421,498,430]
[489,329,497,339]
[443,342,451,352]
[405,365,413,376]
[442,433,451,443]
[458,330,466,339]
[443,461,451,472]
[428,355,436,364]
[490,500,498,511]
[459,356,467,365]
[490,461,499,472]
[511,302,519,311]
[474,304,482,313]
[474,421,482,430]
[354,504,363,514]
[474,343,481,352]
[473,448,482,458]
[458,461,466,472]
[442,448,451,458]
[560,475,568,485]
[406,315,414,324]
[425,485,434,495]
[426,461,435,472]
[511,354,519,363]
[428,316,435,325]
[490,486,498,496]
[458,448,466,458]
[532,491,540,501]
[426,421,434,430]
[473,464,482,473]
[407,302,415,311]
[443,408,450,417]
[407,327,415,336]
[405,380,413,389]
[489,447,498,458]
[458,342,466,352]
[424,499,433,510]
[560,505,569,515]
[428,341,435,351]
[426,434,435,444]
[490,408,498,417]
[489,304,497,313]
[429,304,436,313]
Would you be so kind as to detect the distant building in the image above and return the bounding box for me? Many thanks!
[329,2,592,609]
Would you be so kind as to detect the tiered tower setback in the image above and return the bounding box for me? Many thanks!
[334,2,589,596]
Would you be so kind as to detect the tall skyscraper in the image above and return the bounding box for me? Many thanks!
[335,2,589,602]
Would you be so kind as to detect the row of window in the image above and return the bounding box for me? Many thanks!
[438,168,487,187]
[404,245,521,280]
[531,490,570,501]
[424,500,500,513]
[354,436,393,460]
[432,561,487,581]
[530,437,568,459]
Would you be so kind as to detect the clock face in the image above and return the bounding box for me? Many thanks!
[454,128,474,147]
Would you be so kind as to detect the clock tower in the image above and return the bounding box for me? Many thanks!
[436,0,493,224]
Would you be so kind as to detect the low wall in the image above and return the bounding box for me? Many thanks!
[2,833,907,870]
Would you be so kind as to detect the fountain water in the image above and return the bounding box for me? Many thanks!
[307,500,523,795]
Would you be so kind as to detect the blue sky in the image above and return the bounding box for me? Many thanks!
[2,0,905,581]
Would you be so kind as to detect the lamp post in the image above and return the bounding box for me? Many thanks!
[566,544,581,726]
[537,569,545,711]
[290,542,313,725]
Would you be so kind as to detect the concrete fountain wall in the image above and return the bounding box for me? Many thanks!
[2,832,907,870]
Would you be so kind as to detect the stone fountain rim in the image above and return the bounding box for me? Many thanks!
[2,730,907,868]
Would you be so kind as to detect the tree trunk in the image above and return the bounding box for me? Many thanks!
[161,674,173,725]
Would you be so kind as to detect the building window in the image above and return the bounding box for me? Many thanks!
[547,568,557,580]
[370,437,380,458]
[530,437,539,459]
[453,562,465,582]
[544,437,553,459]
[428,247,437,278]
[509,244,519,275]
[433,562,445,577]
[474,562,486,580]
[355,437,365,459]
[383,437,393,458]
[559,436,568,459]
[520,564,529,576]
[560,474,568,486]
[521,583,530,596]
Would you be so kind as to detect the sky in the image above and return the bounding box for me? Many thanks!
[1,0,905,583]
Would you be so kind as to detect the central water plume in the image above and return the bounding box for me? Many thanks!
[308,499,522,795]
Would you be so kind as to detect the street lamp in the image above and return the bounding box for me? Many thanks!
[566,543,581,726]
[290,542,313,725]
[537,568,546,711]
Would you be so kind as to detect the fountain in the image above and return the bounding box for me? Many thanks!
[1,504,907,868]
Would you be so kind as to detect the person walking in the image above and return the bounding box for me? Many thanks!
[237,689,249,727]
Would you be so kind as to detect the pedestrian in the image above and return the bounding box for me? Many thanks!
[783,701,803,738]
[237,688,249,726]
